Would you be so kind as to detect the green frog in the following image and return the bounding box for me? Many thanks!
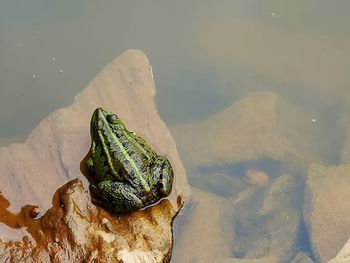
[86,107,174,213]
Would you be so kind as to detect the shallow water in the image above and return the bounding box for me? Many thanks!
[1,1,350,262]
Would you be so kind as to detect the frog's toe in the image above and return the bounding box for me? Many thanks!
[86,157,94,174]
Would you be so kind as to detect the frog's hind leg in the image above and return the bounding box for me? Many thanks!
[90,180,142,213]
[152,156,174,196]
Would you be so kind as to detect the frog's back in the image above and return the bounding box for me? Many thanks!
[107,125,153,190]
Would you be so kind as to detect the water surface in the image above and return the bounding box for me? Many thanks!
[1,1,350,262]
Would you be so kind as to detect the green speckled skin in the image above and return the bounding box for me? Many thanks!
[87,107,174,213]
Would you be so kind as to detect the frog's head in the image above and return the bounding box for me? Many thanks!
[90,107,121,139]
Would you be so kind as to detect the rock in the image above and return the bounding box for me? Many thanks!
[259,174,298,216]
[291,252,314,263]
[234,174,301,262]
[244,170,269,187]
[221,257,278,263]
[205,173,301,263]
[0,179,180,262]
[172,188,234,263]
[170,91,328,263]
[304,163,350,262]
[328,237,350,263]
[189,169,246,198]
[0,50,189,262]
[171,92,326,169]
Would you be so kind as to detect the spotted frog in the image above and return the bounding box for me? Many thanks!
[86,107,174,213]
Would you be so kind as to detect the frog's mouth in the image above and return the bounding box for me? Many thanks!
[91,108,107,127]
[93,107,116,120]
[90,107,109,137]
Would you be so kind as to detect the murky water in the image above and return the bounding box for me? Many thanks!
[1,1,350,262]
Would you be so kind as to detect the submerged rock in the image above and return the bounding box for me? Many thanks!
[188,169,247,198]
[0,50,189,262]
[171,92,319,262]
[244,170,269,187]
[172,92,327,169]
[172,188,234,263]
[328,237,350,263]
[233,174,301,262]
[291,252,314,263]
[304,163,350,262]
[259,174,299,216]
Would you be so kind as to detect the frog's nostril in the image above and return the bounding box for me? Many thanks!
[97,120,103,129]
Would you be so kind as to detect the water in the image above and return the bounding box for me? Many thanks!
[1,1,350,262]
[1,1,350,137]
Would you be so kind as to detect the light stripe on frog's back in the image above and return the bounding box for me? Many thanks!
[99,116,150,192]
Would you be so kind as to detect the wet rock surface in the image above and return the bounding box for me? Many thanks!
[0,50,189,262]
[172,188,234,263]
[1,179,181,262]
[304,163,350,263]
[328,237,350,263]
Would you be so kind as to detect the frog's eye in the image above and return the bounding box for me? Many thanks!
[106,114,118,124]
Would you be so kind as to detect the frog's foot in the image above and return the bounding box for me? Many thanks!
[152,156,174,196]
[90,180,143,213]
[86,157,94,175]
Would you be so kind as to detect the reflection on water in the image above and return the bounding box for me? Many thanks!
[1,1,350,262]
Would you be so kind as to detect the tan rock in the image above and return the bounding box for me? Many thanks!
[291,252,314,263]
[221,257,278,263]
[171,92,325,169]
[190,169,246,198]
[260,174,297,216]
[251,205,300,260]
[328,237,350,263]
[304,163,350,262]
[0,179,180,262]
[244,170,269,187]
[231,174,300,262]
[0,50,189,262]
[170,91,320,263]
[172,188,234,263]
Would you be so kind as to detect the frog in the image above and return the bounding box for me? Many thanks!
[86,107,174,213]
